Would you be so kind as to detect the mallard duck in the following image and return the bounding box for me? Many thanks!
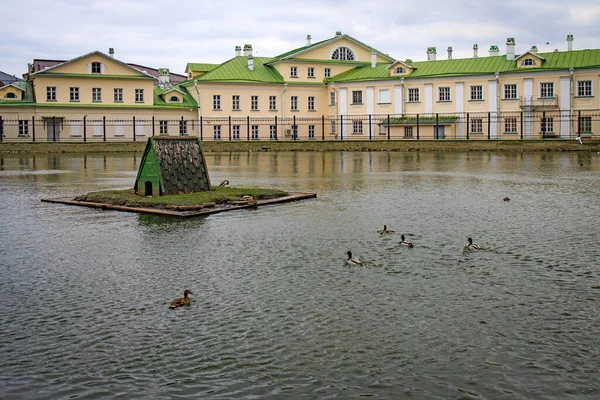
[242,195,258,206]
[503,197,510,202]
[170,289,193,309]
[399,234,414,248]
[347,251,362,265]
[467,237,482,250]
[219,180,230,187]
[377,225,395,235]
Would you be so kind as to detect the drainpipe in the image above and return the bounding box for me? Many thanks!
[400,77,405,115]
[495,72,500,137]
[282,83,288,132]
[193,79,201,135]
[569,68,574,137]
[331,83,338,136]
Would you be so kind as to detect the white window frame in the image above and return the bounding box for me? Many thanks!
[521,59,536,66]
[470,85,483,101]
[213,95,221,110]
[540,82,554,98]
[114,88,123,103]
[92,88,102,102]
[438,87,451,102]
[70,87,79,102]
[308,125,315,139]
[329,91,336,105]
[378,89,391,104]
[504,84,517,99]
[232,125,240,140]
[251,125,259,140]
[269,124,277,139]
[179,120,187,135]
[580,116,592,133]
[213,125,221,140]
[290,66,297,77]
[91,62,102,74]
[331,46,356,61]
[308,67,315,78]
[352,90,363,104]
[159,120,168,135]
[291,96,298,111]
[577,81,592,97]
[232,95,240,111]
[308,96,315,111]
[504,117,517,133]
[324,68,331,78]
[251,95,259,110]
[352,119,363,134]
[47,86,56,101]
[541,117,554,133]
[470,118,483,133]
[394,67,406,74]
[269,95,276,111]
[330,120,336,134]
[19,120,29,136]
[408,88,419,102]
[404,126,413,137]
[135,89,144,103]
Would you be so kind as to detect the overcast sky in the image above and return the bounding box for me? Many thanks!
[2,0,599,78]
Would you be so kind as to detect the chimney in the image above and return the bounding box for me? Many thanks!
[306,34,312,46]
[158,68,170,89]
[335,31,342,36]
[473,44,479,58]
[235,45,242,56]
[506,37,515,61]
[109,48,114,58]
[567,34,573,51]
[371,50,377,68]
[447,46,453,60]
[489,45,499,57]
[247,54,254,71]
[427,47,437,61]
[529,45,538,54]
[243,44,253,57]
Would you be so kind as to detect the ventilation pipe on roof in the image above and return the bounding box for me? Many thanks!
[247,54,254,71]
[158,68,171,89]
[567,34,573,51]
[235,46,242,57]
[529,45,538,54]
[371,50,377,68]
[427,47,437,61]
[243,44,253,57]
[335,31,342,36]
[109,48,114,58]
[447,46,453,60]
[473,44,479,58]
[306,34,312,46]
[506,38,515,61]
[489,45,499,57]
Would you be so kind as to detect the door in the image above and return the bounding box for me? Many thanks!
[434,125,445,139]
[47,121,60,141]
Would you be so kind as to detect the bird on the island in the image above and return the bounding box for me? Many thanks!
[399,234,414,248]
[347,251,362,265]
[219,180,230,187]
[170,289,193,309]
[377,224,395,235]
[503,197,510,202]
[242,195,258,206]
[467,237,482,250]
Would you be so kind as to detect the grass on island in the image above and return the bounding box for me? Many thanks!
[74,187,288,209]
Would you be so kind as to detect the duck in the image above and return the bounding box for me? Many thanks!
[170,289,193,309]
[219,179,230,187]
[241,195,258,206]
[377,224,395,235]
[347,251,363,266]
[399,234,414,248]
[503,197,510,202]
[467,237,482,250]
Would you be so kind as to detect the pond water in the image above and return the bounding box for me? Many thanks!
[1,151,599,399]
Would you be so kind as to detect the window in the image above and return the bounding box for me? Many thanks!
[577,81,592,97]
[213,95,221,110]
[92,88,102,102]
[270,125,277,140]
[330,91,336,105]
[308,67,315,78]
[352,120,363,134]
[521,58,536,66]
[308,96,315,111]
[352,90,362,104]
[135,89,144,103]
[470,118,483,133]
[504,84,517,99]
[114,88,123,102]
[291,96,298,111]
[540,82,554,98]
[331,47,356,61]
[251,95,259,110]
[330,120,336,134]
[394,67,406,74]
[269,95,276,111]
[470,85,483,101]
[169,96,179,102]
[404,126,413,138]
[232,95,240,111]
[19,120,29,136]
[290,67,297,77]
[379,89,391,104]
[504,117,517,133]
[325,68,331,78]
[308,125,315,139]
[4,92,17,99]
[251,125,259,140]
[580,116,592,133]
[438,87,451,102]
[541,117,554,133]
[179,120,187,135]
[232,125,240,140]
[91,62,102,74]
[46,86,56,101]
[408,88,419,102]
[159,120,168,135]
[213,125,221,140]
[70,87,79,102]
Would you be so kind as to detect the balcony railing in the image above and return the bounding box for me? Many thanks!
[520,96,559,109]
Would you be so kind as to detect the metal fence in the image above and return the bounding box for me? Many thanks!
[1,111,599,142]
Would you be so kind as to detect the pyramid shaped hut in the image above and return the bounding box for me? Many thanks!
[134,137,211,196]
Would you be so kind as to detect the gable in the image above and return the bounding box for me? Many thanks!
[388,61,413,76]
[34,52,153,78]
[0,84,24,101]
[515,52,545,69]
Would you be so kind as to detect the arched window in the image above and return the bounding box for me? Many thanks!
[4,92,17,99]
[521,59,536,66]
[331,47,356,61]
[394,67,406,74]
[169,96,179,102]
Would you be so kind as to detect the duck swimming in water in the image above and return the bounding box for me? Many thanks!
[347,251,363,265]
[377,225,395,235]
[467,237,482,250]
[399,234,414,248]
[170,289,193,309]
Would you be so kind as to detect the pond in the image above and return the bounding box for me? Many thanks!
[1,151,599,399]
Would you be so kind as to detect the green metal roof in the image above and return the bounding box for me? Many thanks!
[186,63,219,72]
[193,56,283,84]
[330,49,600,82]
[153,85,198,108]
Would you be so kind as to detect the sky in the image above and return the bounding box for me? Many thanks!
[2,0,600,78]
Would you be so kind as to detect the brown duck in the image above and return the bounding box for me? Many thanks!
[170,289,193,309]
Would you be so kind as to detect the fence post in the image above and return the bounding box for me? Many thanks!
[103,116,106,142]
[275,115,279,140]
[416,114,420,140]
[199,116,203,140]
[387,114,391,141]
[321,115,325,141]
[520,111,523,140]
[133,116,136,141]
[436,113,439,140]
[466,113,470,140]
[228,116,232,141]
[0,115,3,142]
[293,115,297,140]
[247,115,250,141]
[52,116,57,142]
[340,115,343,141]
[152,116,155,137]
[32,116,36,142]
[83,116,86,142]
[487,112,491,140]
[577,110,581,137]
[368,114,372,141]
[542,111,546,139]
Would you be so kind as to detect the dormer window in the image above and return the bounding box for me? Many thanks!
[4,92,17,99]
[394,67,406,74]
[170,95,179,102]
[521,59,536,66]
[91,62,102,74]
[331,47,355,61]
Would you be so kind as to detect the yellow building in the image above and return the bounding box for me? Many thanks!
[1,32,599,141]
